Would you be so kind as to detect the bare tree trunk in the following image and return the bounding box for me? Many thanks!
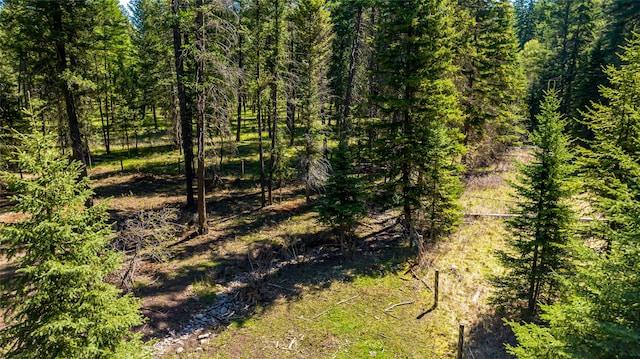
[172,0,195,209]
[152,104,158,130]
[236,34,243,142]
[287,28,296,147]
[52,2,87,180]
[342,6,363,135]
[268,0,281,206]
[258,99,266,207]
[256,0,266,207]
[527,243,540,317]
[196,0,208,234]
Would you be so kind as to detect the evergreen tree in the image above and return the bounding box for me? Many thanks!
[513,0,537,48]
[328,0,370,131]
[503,30,640,359]
[455,0,525,170]
[245,0,269,206]
[574,0,639,127]
[372,0,464,244]
[499,30,640,359]
[0,0,105,176]
[579,32,640,235]
[170,0,196,209]
[493,89,575,318]
[0,46,23,135]
[265,0,287,205]
[129,0,174,135]
[0,133,148,359]
[529,0,598,126]
[318,140,367,253]
[290,0,333,202]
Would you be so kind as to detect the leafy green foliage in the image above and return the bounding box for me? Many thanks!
[0,133,149,359]
[318,141,367,253]
[493,89,575,318]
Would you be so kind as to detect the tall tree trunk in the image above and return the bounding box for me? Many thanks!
[52,2,87,179]
[152,104,158,130]
[256,0,266,207]
[287,28,296,147]
[236,34,243,142]
[342,5,363,135]
[269,79,277,205]
[196,0,208,234]
[258,98,266,207]
[172,0,195,209]
[527,243,540,317]
[268,0,281,206]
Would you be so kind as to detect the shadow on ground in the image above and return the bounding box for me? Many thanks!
[134,210,411,341]
[467,309,516,359]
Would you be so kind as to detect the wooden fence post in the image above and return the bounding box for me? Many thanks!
[434,269,440,308]
[457,323,465,359]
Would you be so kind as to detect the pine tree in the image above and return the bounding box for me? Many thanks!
[513,0,537,48]
[579,32,640,236]
[576,0,640,115]
[290,0,333,202]
[265,0,287,205]
[493,89,575,319]
[318,140,367,254]
[372,0,464,244]
[455,0,525,170]
[0,132,148,359]
[0,46,23,135]
[506,32,640,359]
[0,0,108,177]
[170,0,196,209]
[529,0,598,126]
[129,0,174,135]
[328,0,369,132]
[505,32,640,359]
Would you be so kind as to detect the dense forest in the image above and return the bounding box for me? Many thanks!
[1,0,640,357]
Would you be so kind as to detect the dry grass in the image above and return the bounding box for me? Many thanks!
[157,176,515,358]
[0,126,525,358]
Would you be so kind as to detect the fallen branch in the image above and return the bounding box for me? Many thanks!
[383,311,399,319]
[336,295,358,305]
[410,268,432,292]
[310,295,360,319]
[384,301,415,312]
[311,308,332,320]
[464,213,606,222]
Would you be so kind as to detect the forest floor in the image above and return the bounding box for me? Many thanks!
[0,132,530,358]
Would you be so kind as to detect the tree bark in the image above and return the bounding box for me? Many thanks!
[342,5,363,135]
[52,2,87,179]
[287,27,296,147]
[256,0,266,207]
[268,0,282,206]
[172,0,195,209]
[195,0,208,234]
[236,33,243,142]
